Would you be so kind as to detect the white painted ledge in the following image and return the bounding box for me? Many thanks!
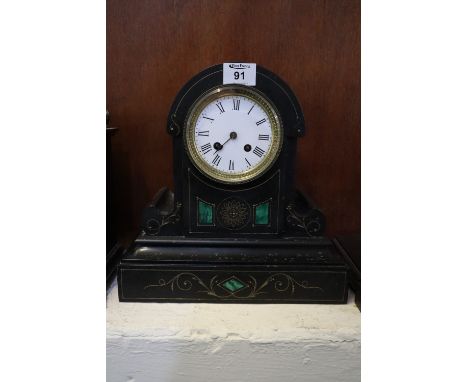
[107,279,360,382]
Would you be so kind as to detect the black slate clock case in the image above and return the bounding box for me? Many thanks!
[118,64,349,303]
[169,65,304,236]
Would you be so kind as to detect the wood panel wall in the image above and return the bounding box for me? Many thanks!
[107,0,360,241]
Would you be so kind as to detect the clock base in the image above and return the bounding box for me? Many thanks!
[117,236,348,303]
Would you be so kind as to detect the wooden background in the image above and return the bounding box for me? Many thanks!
[107,0,360,242]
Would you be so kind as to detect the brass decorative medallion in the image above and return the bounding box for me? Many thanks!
[216,197,250,229]
[184,85,283,184]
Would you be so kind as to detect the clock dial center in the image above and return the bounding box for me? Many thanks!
[214,131,238,153]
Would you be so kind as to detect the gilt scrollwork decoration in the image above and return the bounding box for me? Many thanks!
[167,113,181,136]
[144,202,182,235]
[286,203,324,236]
[144,272,323,299]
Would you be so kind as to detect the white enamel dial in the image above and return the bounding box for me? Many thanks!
[184,86,282,184]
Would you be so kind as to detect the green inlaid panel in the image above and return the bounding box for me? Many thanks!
[222,278,246,292]
[198,199,213,225]
[254,201,270,225]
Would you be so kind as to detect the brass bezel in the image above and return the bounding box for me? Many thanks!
[184,85,283,184]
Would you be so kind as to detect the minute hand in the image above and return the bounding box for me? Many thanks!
[214,132,237,154]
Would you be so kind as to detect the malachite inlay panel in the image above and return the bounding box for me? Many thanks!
[254,201,270,225]
[198,199,213,225]
[222,278,246,292]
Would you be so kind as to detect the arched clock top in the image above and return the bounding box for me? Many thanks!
[167,64,305,139]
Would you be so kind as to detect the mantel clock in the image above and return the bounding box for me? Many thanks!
[118,64,348,303]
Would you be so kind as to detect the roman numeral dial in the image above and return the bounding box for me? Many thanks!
[212,154,221,166]
[200,143,212,154]
[216,102,225,113]
[253,146,265,157]
[186,87,283,184]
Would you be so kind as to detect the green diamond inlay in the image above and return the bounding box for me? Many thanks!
[254,201,270,225]
[198,199,213,225]
[222,278,246,292]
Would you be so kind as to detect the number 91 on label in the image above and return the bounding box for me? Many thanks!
[223,63,256,86]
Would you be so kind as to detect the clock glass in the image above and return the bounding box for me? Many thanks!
[184,85,283,184]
